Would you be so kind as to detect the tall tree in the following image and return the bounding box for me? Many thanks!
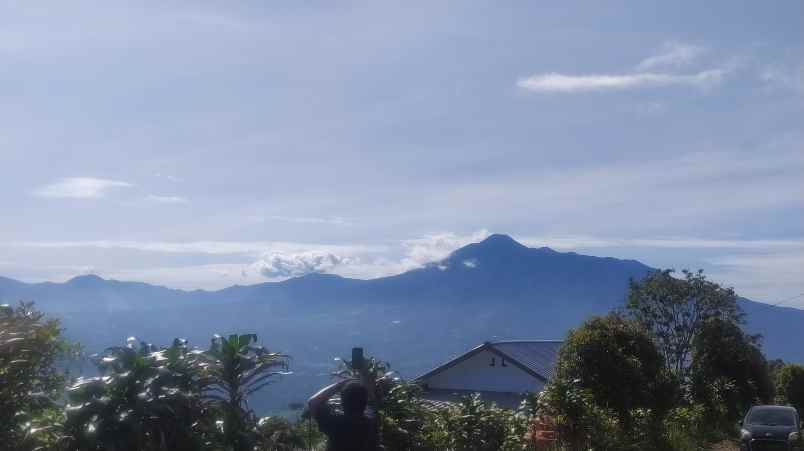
[198,334,291,451]
[626,269,743,381]
[690,318,773,427]
[0,302,65,449]
[544,315,677,438]
[776,364,804,413]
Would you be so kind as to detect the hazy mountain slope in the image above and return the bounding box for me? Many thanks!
[1,234,802,414]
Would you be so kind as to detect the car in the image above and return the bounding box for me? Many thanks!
[740,405,802,451]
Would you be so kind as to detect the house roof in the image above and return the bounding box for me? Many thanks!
[416,340,563,383]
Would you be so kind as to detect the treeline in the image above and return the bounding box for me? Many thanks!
[2,270,804,450]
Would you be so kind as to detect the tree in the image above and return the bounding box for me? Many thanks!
[690,318,773,428]
[776,364,804,413]
[198,333,290,451]
[0,302,66,449]
[553,314,677,432]
[63,337,211,451]
[626,269,743,382]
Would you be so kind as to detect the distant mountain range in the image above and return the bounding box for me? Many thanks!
[2,234,802,413]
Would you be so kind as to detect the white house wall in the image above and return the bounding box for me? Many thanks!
[423,349,543,393]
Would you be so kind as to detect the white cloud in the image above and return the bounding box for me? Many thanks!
[251,251,355,278]
[4,240,381,257]
[145,195,189,204]
[636,42,706,70]
[517,42,725,93]
[759,64,803,93]
[32,177,133,199]
[517,69,724,93]
[248,230,491,280]
[706,251,804,305]
[520,236,804,251]
[265,215,350,226]
[427,144,803,228]
[399,230,490,268]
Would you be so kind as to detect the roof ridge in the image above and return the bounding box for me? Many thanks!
[491,339,563,344]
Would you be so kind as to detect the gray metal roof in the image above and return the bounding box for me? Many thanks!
[416,339,563,382]
[490,340,563,380]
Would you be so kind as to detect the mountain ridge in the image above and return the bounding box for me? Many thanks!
[2,233,802,414]
[0,233,800,311]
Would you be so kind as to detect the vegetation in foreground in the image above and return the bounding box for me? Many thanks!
[2,269,803,450]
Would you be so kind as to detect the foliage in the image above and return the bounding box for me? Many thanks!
[537,376,616,451]
[59,333,290,451]
[252,416,308,450]
[197,333,291,451]
[62,337,213,451]
[0,302,66,450]
[690,318,774,429]
[548,315,678,434]
[663,404,721,451]
[626,269,743,382]
[438,393,512,451]
[776,363,804,413]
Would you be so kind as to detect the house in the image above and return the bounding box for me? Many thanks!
[415,340,563,409]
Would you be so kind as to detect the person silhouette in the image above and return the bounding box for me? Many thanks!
[308,378,379,451]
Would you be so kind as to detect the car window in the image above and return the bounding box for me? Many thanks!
[748,409,796,426]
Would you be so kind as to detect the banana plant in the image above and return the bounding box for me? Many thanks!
[196,334,291,451]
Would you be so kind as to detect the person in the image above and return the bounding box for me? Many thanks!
[308,378,379,451]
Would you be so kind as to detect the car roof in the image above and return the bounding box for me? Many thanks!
[750,405,798,412]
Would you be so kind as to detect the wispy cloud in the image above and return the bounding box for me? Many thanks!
[759,63,803,93]
[265,215,351,226]
[145,195,189,204]
[706,251,804,305]
[3,239,381,258]
[517,42,724,93]
[521,236,804,251]
[32,177,132,199]
[636,42,705,70]
[517,69,724,93]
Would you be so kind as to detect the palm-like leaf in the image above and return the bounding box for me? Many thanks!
[197,333,291,451]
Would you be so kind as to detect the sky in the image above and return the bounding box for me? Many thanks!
[0,1,802,306]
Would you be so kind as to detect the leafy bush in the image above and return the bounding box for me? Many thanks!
[776,363,804,412]
[690,318,774,432]
[0,302,67,450]
[62,338,214,451]
[252,416,307,450]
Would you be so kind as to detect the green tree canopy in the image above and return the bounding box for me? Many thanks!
[626,269,743,382]
[690,318,774,426]
[776,364,804,414]
[0,302,66,449]
[547,314,677,433]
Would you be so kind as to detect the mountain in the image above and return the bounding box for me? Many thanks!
[2,234,802,413]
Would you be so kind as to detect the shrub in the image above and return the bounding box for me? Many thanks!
[0,302,66,450]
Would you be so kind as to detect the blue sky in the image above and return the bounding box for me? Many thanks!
[0,1,801,305]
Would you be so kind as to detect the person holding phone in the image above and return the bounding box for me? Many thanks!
[308,348,379,451]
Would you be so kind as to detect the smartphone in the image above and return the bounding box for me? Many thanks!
[352,347,365,373]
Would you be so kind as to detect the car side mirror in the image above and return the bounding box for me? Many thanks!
[737,420,743,427]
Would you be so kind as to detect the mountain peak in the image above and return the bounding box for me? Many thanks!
[476,234,530,251]
[446,233,531,261]
[66,274,105,285]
